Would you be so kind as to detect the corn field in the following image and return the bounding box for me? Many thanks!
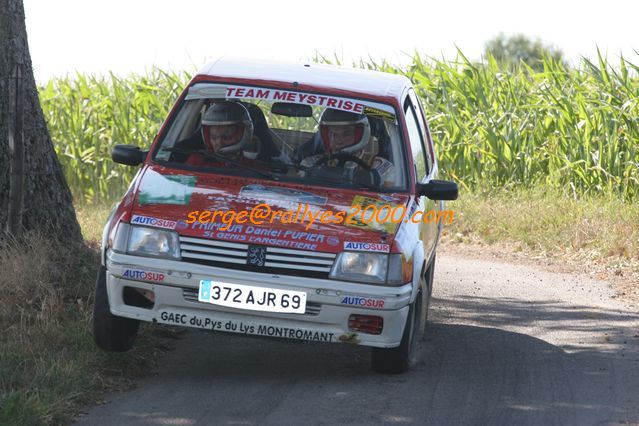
[40,69,189,202]
[40,53,639,203]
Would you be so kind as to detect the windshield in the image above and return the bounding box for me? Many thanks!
[153,83,407,191]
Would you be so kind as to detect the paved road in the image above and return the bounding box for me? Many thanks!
[76,255,639,425]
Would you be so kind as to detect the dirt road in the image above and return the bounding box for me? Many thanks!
[75,254,639,425]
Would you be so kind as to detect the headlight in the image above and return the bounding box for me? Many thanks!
[330,252,412,285]
[330,252,388,284]
[112,223,180,259]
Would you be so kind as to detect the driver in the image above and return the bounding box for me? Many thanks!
[185,101,257,166]
[299,109,395,186]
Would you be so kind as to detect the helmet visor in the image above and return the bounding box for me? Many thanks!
[204,123,244,151]
[321,124,364,153]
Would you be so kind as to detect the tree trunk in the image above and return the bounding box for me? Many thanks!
[0,0,82,242]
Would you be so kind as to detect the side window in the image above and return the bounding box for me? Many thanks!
[403,97,427,182]
[409,92,434,173]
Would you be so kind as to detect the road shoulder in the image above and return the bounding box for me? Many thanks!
[440,239,639,307]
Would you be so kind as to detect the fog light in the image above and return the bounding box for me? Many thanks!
[123,287,155,309]
[135,288,155,303]
[348,314,384,335]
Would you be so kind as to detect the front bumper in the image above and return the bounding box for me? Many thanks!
[105,250,412,348]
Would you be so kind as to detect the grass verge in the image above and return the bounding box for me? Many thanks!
[442,188,639,303]
[0,206,176,426]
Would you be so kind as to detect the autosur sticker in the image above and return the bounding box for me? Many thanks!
[340,295,385,308]
[131,215,177,229]
[122,269,165,282]
[343,241,390,253]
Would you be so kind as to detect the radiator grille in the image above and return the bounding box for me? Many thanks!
[179,236,336,279]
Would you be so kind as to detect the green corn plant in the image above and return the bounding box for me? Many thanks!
[40,67,191,203]
[39,54,639,203]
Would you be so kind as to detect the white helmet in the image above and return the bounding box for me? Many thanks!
[201,101,254,156]
[319,109,371,155]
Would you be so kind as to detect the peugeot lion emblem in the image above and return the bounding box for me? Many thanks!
[247,245,266,267]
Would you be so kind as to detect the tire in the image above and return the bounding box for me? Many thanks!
[371,298,418,374]
[93,265,139,352]
[421,253,436,331]
[426,253,436,298]
[416,277,428,341]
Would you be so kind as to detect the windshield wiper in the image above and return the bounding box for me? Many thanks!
[162,147,278,180]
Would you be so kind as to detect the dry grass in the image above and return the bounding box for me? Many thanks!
[0,234,70,329]
[0,232,96,425]
[0,219,175,425]
[443,188,639,304]
[74,203,115,243]
[447,188,639,261]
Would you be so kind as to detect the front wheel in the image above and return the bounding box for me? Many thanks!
[371,298,418,374]
[419,254,435,340]
[92,265,139,352]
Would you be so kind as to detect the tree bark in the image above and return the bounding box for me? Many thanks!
[6,62,25,236]
[0,0,82,242]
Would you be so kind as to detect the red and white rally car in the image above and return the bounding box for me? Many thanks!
[93,57,457,373]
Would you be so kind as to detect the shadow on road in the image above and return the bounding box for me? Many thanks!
[416,322,637,425]
[76,301,639,425]
[432,295,639,353]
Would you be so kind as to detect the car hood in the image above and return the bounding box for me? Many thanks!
[129,165,410,254]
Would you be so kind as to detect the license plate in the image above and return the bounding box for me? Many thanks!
[198,280,307,314]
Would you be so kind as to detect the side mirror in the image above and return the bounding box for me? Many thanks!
[112,144,147,166]
[416,180,458,200]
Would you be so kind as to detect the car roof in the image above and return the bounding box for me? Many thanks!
[197,56,412,101]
